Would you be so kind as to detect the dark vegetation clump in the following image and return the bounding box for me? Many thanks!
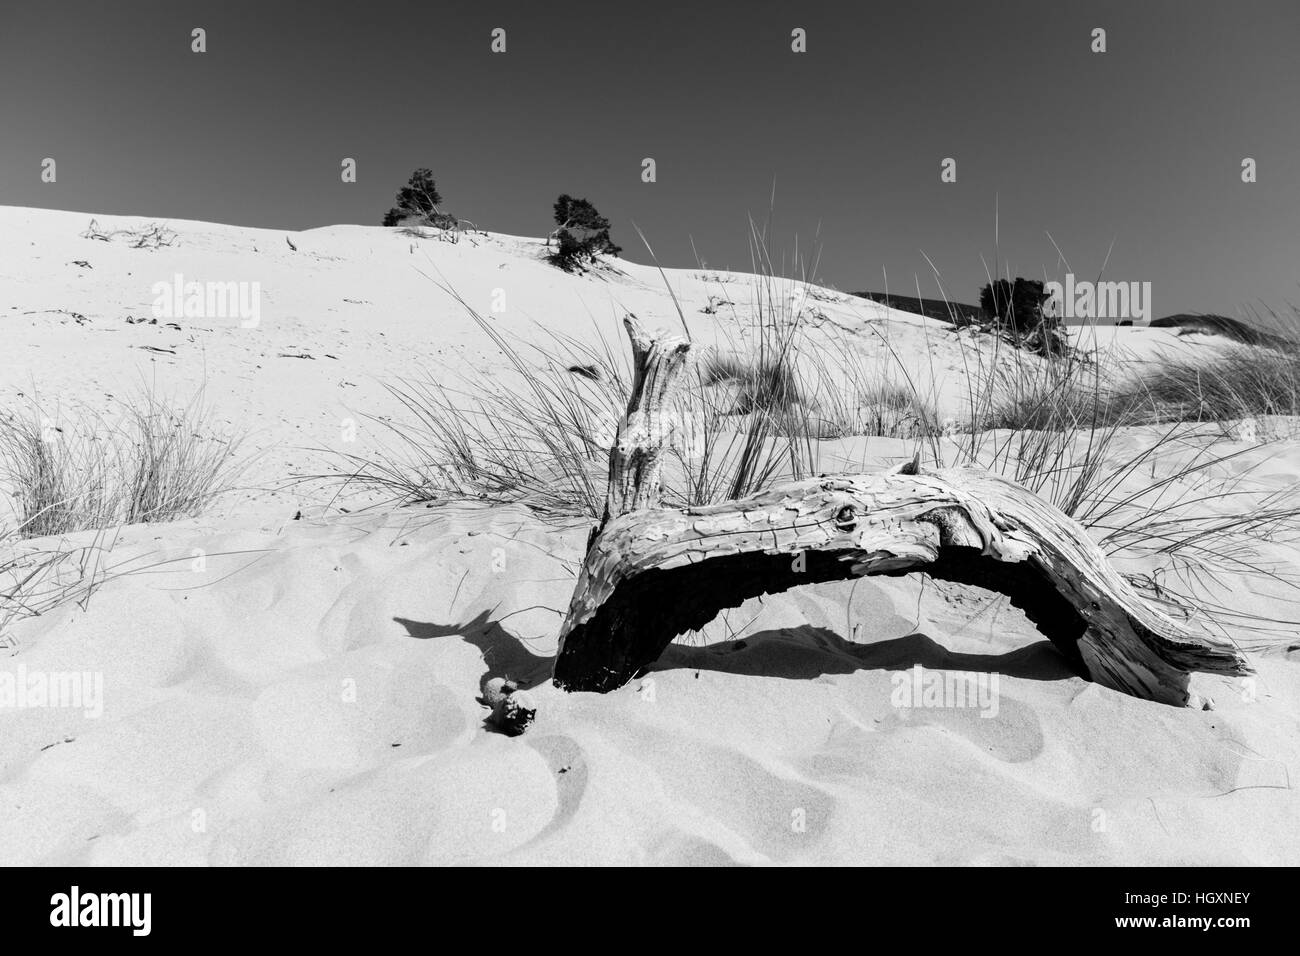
[977,277,1067,356]
[980,278,1049,333]
[383,168,459,229]
[547,195,621,272]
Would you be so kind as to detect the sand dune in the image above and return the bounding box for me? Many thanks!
[2,207,1297,865]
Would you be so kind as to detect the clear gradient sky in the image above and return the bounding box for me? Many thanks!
[2,0,1297,316]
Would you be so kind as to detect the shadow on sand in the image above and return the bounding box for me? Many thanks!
[656,625,1081,684]
[394,610,554,695]
[396,612,1081,694]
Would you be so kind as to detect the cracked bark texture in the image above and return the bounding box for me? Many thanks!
[597,314,691,530]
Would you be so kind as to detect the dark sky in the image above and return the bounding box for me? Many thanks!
[2,0,1297,316]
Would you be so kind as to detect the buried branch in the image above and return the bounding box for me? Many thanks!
[550,317,1252,708]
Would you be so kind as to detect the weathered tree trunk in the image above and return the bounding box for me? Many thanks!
[553,324,1252,708]
[593,314,691,540]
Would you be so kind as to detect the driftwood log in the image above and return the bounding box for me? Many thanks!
[551,316,1251,707]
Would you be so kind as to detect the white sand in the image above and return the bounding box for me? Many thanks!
[1,206,1297,865]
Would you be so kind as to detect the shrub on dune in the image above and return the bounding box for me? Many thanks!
[382,167,460,229]
[546,195,622,273]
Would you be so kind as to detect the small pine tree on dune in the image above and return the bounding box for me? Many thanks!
[979,277,1066,355]
[383,168,457,228]
[548,194,622,271]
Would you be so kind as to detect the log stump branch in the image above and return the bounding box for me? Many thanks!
[596,314,691,534]
[554,327,1251,708]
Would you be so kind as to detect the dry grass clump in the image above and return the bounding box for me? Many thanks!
[802,366,942,440]
[0,388,246,641]
[700,352,800,416]
[1119,341,1300,425]
[958,311,1300,522]
[317,224,841,515]
[850,382,943,439]
[315,294,813,517]
[0,390,245,539]
[980,308,1300,433]
[323,321,627,518]
[921,304,1300,646]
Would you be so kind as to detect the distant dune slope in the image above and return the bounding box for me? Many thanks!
[0,205,1212,517]
[1152,313,1293,348]
[852,291,983,325]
